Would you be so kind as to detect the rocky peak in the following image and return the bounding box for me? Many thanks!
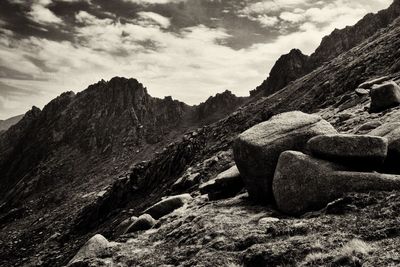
[194,90,247,123]
[251,49,310,97]
[253,0,400,97]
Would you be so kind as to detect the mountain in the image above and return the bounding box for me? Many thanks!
[252,0,400,97]
[0,114,23,133]
[1,2,400,266]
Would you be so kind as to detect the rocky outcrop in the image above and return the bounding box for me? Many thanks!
[307,134,388,168]
[233,111,337,203]
[251,49,310,96]
[194,90,247,123]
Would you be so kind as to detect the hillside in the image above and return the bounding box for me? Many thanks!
[0,114,23,133]
[1,2,400,267]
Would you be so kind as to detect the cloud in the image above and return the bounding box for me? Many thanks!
[28,0,63,25]
[137,12,171,28]
[123,0,187,5]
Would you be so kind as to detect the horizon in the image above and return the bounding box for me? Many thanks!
[0,0,393,120]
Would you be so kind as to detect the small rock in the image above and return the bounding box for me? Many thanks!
[233,111,337,203]
[359,76,391,89]
[337,113,353,122]
[68,234,113,266]
[369,81,400,113]
[199,165,243,200]
[307,134,388,169]
[355,88,370,96]
[258,217,280,225]
[143,194,192,219]
[115,216,138,236]
[125,214,156,233]
[356,121,382,133]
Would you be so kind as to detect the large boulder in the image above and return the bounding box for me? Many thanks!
[273,151,400,216]
[199,165,243,200]
[125,214,156,233]
[233,111,337,203]
[143,194,192,219]
[68,234,114,266]
[369,81,400,113]
[369,123,400,173]
[307,134,388,169]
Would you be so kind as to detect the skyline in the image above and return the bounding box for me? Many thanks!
[0,0,393,119]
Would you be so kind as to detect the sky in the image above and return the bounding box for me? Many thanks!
[0,0,393,119]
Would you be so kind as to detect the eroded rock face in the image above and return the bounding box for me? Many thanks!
[369,81,400,113]
[199,165,243,200]
[307,134,388,169]
[233,111,337,203]
[143,194,192,219]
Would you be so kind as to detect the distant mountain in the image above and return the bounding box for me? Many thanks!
[252,0,400,96]
[0,114,23,133]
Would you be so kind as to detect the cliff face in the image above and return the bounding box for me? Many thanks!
[253,0,400,96]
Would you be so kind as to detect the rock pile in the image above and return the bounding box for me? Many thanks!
[233,111,400,215]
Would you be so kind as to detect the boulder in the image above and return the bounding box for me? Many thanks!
[356,121,382,133]
[68,234,113,266]
[125,214,156,233]
[273,151,400,216]
[233,111,337,203]
[199,165,244,200]
[115,216,138,236]
[369,81,400,113]
[370,123,400,173]
[143,194,192,219]
[307,134,388,169]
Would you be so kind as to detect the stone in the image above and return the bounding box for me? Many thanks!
[369,81,400,113]
[143,194,192,219]
[307,134,388,169]
[233,111,337,203]
[370,123,400,173]
[356,121,382,133]
[68,234,113,266]
[358,76,391,89]
[355,88,370,96]
[115,216,138,236]
[199,165,244,200]
[273,151,400,216]
[125,214,156,233]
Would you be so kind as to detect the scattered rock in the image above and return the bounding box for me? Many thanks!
[273,151,400,215]
[115,216,138,236]
[359,76,391,89]
[356,121,382,133]
[337,113,353,122]
[370,123,400,173]
[233,111,337,203]
[143,194,192,219]
[258,217,280,225]
[307,134,388,169]
[125,214,156,233]
[68,234,113,266]
[355,88,370,96]
[199,165,244,200]
[369,81,400,113]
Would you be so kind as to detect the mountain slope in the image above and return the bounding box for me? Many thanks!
[0,114,23,133]
[252,0,400,96]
